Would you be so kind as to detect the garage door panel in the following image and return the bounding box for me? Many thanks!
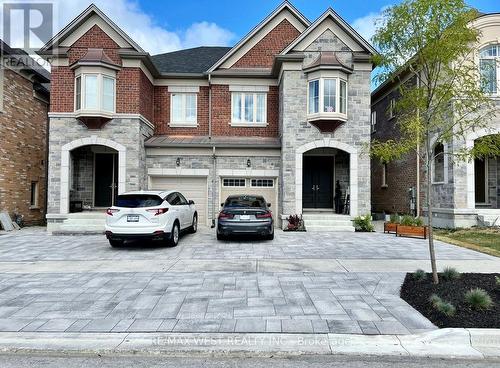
[149,176,208,226]
[220,178,278,222]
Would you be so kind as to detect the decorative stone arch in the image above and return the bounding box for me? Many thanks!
[464,127,500,209]
[295,138,359,216]
[60,136,127,214]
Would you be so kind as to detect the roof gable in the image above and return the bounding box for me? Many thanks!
[209,1,310,71]
[281,8,377,55]
[40,4,143,53]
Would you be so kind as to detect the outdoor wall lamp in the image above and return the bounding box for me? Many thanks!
[247,159,251,168]
[176,157,181,167]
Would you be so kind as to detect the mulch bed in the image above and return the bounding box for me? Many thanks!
[400,273,500,328]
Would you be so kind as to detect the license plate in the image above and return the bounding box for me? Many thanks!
[240,215,250,220]
[127,215,139,222]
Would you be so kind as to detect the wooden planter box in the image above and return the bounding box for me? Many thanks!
[384,222,398,234]
[396,225,428,239]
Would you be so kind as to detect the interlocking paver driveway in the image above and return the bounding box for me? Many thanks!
[0,227,496,334]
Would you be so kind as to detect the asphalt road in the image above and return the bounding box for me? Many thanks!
[0,354,499,368]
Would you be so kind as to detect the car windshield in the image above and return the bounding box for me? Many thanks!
[224,196,266,208]
[116,194,163,208]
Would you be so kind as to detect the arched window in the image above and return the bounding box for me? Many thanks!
[433,143,445,183]
[479,44,499,94]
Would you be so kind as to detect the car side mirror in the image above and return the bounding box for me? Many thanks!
[220,203,224,207]
[188,200,195,205]
[267,203,271,207]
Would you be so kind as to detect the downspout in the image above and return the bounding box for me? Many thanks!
[208,73,217,228]
[416,73,421,216]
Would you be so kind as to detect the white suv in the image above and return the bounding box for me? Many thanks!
[105,190,197,247]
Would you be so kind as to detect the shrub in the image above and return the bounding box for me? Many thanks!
[441,266,460,281]
[389,213,401,223]
[353,214,374,232]
[495,276,500,288]
[465,288,494,310]
[400,215,415,226]
[413,269,427,281]
[414,217,424,226]
[429,294,456,316]
[286,214,305,231]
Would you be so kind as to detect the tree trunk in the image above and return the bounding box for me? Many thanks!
[426,153,439,284]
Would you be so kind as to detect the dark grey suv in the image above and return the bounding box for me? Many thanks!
[216,195,274,240]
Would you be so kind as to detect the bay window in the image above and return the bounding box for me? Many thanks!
[170,93,197,126]
[231,92,267,125]
[307,77,347,119]
[74,72,115,113]
[479,44,499,94]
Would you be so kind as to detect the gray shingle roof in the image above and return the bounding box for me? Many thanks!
[151,46,231,74]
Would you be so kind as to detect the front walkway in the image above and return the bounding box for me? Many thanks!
[0,228,497,335]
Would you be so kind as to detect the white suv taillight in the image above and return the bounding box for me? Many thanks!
[146,208,169,216]
[106,208,120,216]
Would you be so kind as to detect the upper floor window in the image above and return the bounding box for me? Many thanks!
[307,78,347,117]
[388,98,396,119]
[170,93,197,126]
[433,143,445,183]
[75,73,115,113]
[231,92,267,125]
[371,110,377,133]
[479,44,499,94]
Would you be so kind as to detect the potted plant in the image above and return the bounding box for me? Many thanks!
[384,213,400,234]
[396,215,427,239]
[353,214,375,232]
[284,214,306,231]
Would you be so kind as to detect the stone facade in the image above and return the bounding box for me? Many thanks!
[47,117,153,215]
[280,30,372,220]
[0,68,49,225]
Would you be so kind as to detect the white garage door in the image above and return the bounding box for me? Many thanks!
[149,176,208,226]
[220,177,278,217]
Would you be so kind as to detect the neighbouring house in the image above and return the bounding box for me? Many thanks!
[0,41,50,226]
[39,1,375,233]
[371,13,500,228]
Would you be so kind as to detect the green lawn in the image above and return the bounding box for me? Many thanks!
[434,228,500,257]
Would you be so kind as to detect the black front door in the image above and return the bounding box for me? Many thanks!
[94,153,118,207]
[303,156,334,209]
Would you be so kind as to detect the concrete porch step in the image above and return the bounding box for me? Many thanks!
[306,225,355,232]
[302,213,355,232]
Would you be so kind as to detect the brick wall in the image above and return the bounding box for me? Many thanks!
[232,19,300,69]
[154,86,209,135]
[67,24,121,65]
[0,69,48,225]
[211,84,279,137]
[371,80,425,215]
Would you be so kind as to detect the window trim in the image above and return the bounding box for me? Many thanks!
[432,142,447,185]
[479,44,499,95]
[222,178,247,187]
[74,71,116,114]
[371,110,377,133]
[250,178,274,188]
[169,92,198,127]
[230,92,268,127]
[388,98,396,120]
[306,77,348,121]
[30,181,39,209]
[381,163,388,188]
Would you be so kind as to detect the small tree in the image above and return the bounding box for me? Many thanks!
[371,0,500,284]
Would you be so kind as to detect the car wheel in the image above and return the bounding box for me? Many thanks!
[168,222,180,247]
[216,232,225,241]
[189,214,198,234]
[109,239,123,248]
[266,232,274,240]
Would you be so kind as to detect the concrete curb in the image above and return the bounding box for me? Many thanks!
[0,328,498,358]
